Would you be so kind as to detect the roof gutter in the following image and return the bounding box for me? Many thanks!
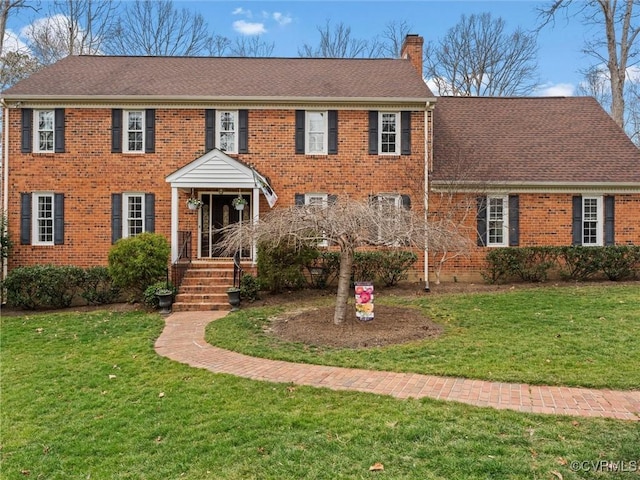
[430,180,640,194]
[1,97,8,289]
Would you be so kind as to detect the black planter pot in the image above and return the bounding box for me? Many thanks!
[156,292,173,314]
[227,288,241,311]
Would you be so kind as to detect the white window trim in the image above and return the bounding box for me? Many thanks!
[304,193,329,246]
[31,192,55,245]
[122,193,145,238]
[582,195,604,246]
[123,110,145,153]
[373,194,402,244]
[487,195,509,247]
[33,109,55,153]
[378,111,400,155]
[216,110,238,154]
[305,111,328,155]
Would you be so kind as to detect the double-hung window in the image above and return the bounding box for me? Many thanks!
[123,193,145,238]
[32,193,54,245]
[487,195,508,247]
[372,194,403,243]
[124,111,144,153]
[379,112,400,155]
[305,193,329,246]
[306,111,327,154]
[582,196,603,246]
[35,110,55,153]
[217,110,238,153]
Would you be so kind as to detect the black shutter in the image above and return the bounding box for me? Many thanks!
[294,193,305,206]
[205,109,215,152]
[145,109,155,153]
[368,111,378,154]
[295,110,305,154]
[145,193,155,233]
[572,195,582,246]
[239,109,249,153]
[604,195,615,246]
[328,194,338,205]
[111,193,122,243]
[508,195,520,246]
[54,193,64,245]
[54,108,65,153]
[401,194,411,210]
[112,109,122,153]
[477,196,487,247]
[328,110,338,154]
[21,108,33,153]
[20,193,31,245]
[401,111,411,155]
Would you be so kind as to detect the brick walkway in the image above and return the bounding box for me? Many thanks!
[155,311,640,421]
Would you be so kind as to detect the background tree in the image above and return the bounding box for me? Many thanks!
[22,0,119,65]
[228,35,275,57]
[106,0,213,56]
[0,49,38,89]
[538,0,640,131]
[375,20,412,58]
[298,20,373,58]
[424,12,539,96]
[0,0,32,55]
[216,197,468,325]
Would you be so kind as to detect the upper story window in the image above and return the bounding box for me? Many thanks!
[306,111,327,155]
[217,110,237,153]
[35,110,54,152]
[21,108,65,154]
[487,195,509,247]
[379,112,400,155]
[124,110,144,153]
[582,196,603,246]
[123,193,145,238]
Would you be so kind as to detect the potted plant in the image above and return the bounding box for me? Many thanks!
[186,197,203,210]
[226,287,241,311]
[156,288,174,314]
[232,195,247,211]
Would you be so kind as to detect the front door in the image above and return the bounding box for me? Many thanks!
[199,193,251,258]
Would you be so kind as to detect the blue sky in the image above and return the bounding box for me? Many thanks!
[6,1,596,96]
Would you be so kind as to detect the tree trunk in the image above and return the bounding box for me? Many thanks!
[333,245,354,325]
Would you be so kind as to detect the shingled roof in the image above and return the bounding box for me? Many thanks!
[432,96,640,186]
[2,55,433,101]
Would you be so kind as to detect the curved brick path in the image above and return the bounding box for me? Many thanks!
[155,312,640,421]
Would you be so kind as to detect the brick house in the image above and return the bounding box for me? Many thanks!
[1,34,639,307]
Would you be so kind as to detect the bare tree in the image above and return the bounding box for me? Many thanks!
[0,49,39,89]
[207,34,231,56]
[425,12,539,96]
[215,197,468,325]
[374,20,412,58]
[106,0,213,56]
[22,0,119,64]
[298,20,372,58]
[0,0,35,55]
[538,0,640,130]
[228,35,275,57]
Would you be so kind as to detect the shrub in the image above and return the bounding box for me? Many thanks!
[305,251,340,289]
[599,246,640,281]
[376,250,418,286]
[3,265,85,309]
[482,248,522,284]
[108,233,171,300]
[142,281,177,309]
[558,246,603,281]
[483,247,556,284]
[81,266,121,305]
[257,243,318,293]
[352,252,381,284]
[239,274,261,301]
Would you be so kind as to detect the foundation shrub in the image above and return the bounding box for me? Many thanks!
[81,266,121,305]
[3,265,85,309]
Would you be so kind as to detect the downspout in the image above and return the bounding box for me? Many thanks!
[423,101,431,292]
[1,98,9,287]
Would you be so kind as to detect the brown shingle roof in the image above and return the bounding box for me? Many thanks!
[432,96,640,185]
[2,55,433,100]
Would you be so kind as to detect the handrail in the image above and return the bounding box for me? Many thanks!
[232,249,243,289]
[171,231,192,288]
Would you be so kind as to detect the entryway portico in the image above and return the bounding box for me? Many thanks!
[166,148,274,263]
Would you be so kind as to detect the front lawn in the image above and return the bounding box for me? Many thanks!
[206,284,640,389]
[1,309,638,479]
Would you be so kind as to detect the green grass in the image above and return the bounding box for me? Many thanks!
[2,309,639,479]
[206,284,640,389]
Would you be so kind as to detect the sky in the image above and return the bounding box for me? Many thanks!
[5,0,604,97]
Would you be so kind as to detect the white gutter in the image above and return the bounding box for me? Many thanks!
[1,98,9,287]
[423,102,432,292]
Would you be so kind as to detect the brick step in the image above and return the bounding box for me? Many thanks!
[181,274,235,284]
[175,292,229,302]
[178,284,231,293]
[172,302,231,312]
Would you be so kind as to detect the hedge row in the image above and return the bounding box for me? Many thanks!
[2,265,120,310]
[483,246,640,284]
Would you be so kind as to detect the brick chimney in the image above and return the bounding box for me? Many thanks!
[400,34,423,76]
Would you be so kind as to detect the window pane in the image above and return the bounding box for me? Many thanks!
[583,198,599,245]
[488,198,505,245]
[37,196,53,243]
[219,132,235,152]
[127,196,143,237]
[380,113,397,153]
[37,111,54,152]
[220,111,235,131]
[126,112,144,152]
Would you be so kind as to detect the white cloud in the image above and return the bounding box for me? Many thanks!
[627,65,640,82]
[272,12,292,26]
[232,7,251,17]
[535,83,576,97]
[232,20,267,36]
[2,29,29,53]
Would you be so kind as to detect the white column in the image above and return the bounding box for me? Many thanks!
[171,187,179,262]
[252,188,260,264]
